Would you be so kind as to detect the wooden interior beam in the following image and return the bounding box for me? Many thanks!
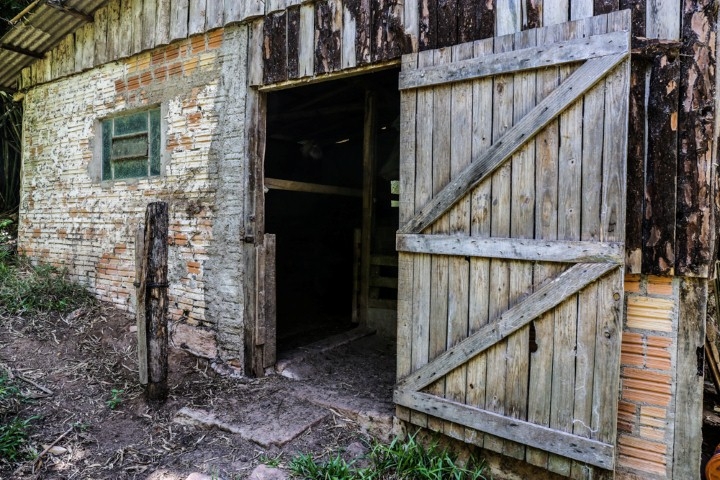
[264,177,362,197]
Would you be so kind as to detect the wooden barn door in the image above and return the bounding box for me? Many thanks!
[394,10,630,476]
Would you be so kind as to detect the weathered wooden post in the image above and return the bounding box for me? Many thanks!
[139,202,169,402]
[134,225,148,386]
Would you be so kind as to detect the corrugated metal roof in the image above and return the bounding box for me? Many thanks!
[0,0,109,92]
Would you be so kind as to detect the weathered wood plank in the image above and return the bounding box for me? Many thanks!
[298,3,315,76]
[94,5,109,65]
[247,19,264,86]
[409,49,435,429]
[395,390,616,469]
[263,12,288,85]
[73,22,85,73]
[205,0,224,30]
[418,0,437,50]
[600,10,630,245]
[342,1,357,69]
[675,0,717,277]
[189,0,207,36]
[131,0,143,53]
[267,0,288,14]
[142,0,157,50]
[314,0,342,74]
[496,0,521,35]
[427,46,451,435]
[155,0,171,46]
[170,0,190,43]
[570,14,607,480]
[504,27,536,461]
[619,0,646,37]
[118,0,133,59]
[80,23,95,71]
[522,0,542,30]
[396,262,618,391]
[526,22,561,469]
[287,6,301,79]
[106,0,121,62]
[135,225,148,385]
[241,1,266,22]
[404,0,419,50]
[484,32,514,455]
[262,234,277,368]
[444,41,474,442]
[465,36,494,448]
[548,19,584,477]
[672,277,707,479]
[398,30,630,90]
[570,0,593,20]
[398,51,629,235]
[646,0,680,40]
[354,0,372,65]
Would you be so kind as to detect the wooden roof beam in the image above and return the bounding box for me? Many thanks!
[0,43,44,59]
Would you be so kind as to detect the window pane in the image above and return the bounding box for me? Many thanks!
[112,135,148,159]
[102,119,113,181]
[114,111,148,136]
[149,109,161,176]
[114,159,148,179]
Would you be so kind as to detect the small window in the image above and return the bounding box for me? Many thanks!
[102,108,161,181]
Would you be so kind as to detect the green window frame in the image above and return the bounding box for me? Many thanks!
[102,108,161,181]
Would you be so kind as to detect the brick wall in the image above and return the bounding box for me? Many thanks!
[18,26,247,365]
[617,275,678,479]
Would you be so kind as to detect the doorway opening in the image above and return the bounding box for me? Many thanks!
[264,69,400,354]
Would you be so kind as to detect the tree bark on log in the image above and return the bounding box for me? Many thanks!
[144,202,169,402]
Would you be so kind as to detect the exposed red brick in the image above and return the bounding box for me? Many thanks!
[151,48,165,65]
[191,35,206,53]
[165,44,180,62]
[625,274,642,293]
[168,62,182,77]
[207,28,223,49]
[140,71,152,87]
[154,65,168,82]
[114,79,126,93]
[183,57,199,76]
[126,75,140,90]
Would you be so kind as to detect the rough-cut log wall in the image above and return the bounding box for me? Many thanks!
[676,0,717,277]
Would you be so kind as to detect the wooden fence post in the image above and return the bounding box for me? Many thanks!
[134,225,148,385]
[143,202,169,402]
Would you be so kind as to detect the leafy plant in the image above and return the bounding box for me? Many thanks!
[0,416,35,462]
[106,389,124,409]
[288,434,489,480]
[0,255,94,315]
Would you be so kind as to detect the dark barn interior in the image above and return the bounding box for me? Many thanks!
[264,69,400,352]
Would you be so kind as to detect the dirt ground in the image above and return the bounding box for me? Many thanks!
[0,304,397,479]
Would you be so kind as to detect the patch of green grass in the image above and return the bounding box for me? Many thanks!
[0,253,94,315]
[288,434,489,480]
